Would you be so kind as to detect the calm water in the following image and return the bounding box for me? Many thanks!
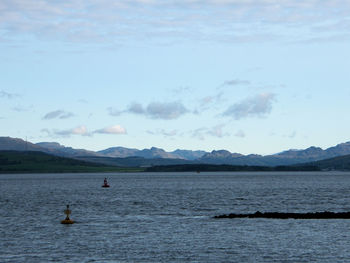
[1,172,350,262]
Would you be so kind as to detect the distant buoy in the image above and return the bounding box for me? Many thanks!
[102,178,110,188]
[61,204,74,224]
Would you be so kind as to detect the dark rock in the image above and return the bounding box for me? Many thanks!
[214,211,350,219]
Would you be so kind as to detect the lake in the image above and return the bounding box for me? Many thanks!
[1,172,350,262]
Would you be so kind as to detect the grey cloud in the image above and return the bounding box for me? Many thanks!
[12,106,26,112]
[223,93,276,120]
[170,86,193,95]
[191,124,230,140]
[295,34,350,44]
[191,127,207,141]
[107,107,123,116]
[78,99,88,104]
[12,105,34,112]
[235,130,246,138]
[128,103,145,114]
[147,129,178,137]
[43,110,74,120]
[207,124,230,138]
[195,92,224,113]
[223,79,251,86]
[1,0,349,44]
[124,102,188,120]
[0,90,20,99]
[200,92,224,106]
[108,103,144,117]
[146,102,188,120]
[288,131,296,138]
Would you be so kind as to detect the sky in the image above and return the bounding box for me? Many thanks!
[1,0,350,155]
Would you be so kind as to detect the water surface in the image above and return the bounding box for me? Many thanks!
[1,172,350,262]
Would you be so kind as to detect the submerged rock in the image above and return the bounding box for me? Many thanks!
[214,211,350,219]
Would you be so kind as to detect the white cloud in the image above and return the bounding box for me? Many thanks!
[42,124,127,138]
[43,110,74,120]
[223,93,276,119]
[70,126,88,135]
[42,125,91,137]
[95,125,127,135]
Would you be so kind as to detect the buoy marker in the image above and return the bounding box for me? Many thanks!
[102,177,110,188]
[61,204,74,224]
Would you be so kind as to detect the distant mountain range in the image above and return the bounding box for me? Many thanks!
[2,136,350,167]
[98,146,206,160]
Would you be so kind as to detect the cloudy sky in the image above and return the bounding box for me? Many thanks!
[1,0,350,154]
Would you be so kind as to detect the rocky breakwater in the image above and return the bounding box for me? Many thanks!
[214,211,350,219]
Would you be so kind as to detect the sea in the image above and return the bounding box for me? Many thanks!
[1,171,350,262]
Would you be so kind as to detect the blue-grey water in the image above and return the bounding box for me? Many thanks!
[1,171,350,262]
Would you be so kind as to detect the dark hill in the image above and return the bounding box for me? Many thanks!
[306,154,350,170]
[0,137,44,151]
[0,151,140,173]
[77,156,194,167]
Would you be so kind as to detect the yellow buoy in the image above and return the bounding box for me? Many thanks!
[61,204,74,224]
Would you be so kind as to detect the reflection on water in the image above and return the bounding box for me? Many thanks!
[1,172,350,262]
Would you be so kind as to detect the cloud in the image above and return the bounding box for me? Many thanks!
[43,110,74,120]
[1,0,349,44]
[207,124,229,138]
[170,86,193,95]
[78,99,88,104]
[43,124,127,137]
[62,126,89,136]
[122,101,188,120]
[288,131,296,138]
[223,79,251,86]
[0,90,20,99]
[146,102,188,119]
[147,129,178,137]
[235,130,245,138]
[194,92,224,114]
[223,93,276,120]
[12,105,34,112]
[191,124,230,140]
[191,127,207,141]
[107,107,123,116]
[95,125,127,135]
[200,92,224,107]
[128,103,145,114]
[42,125,91,137]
